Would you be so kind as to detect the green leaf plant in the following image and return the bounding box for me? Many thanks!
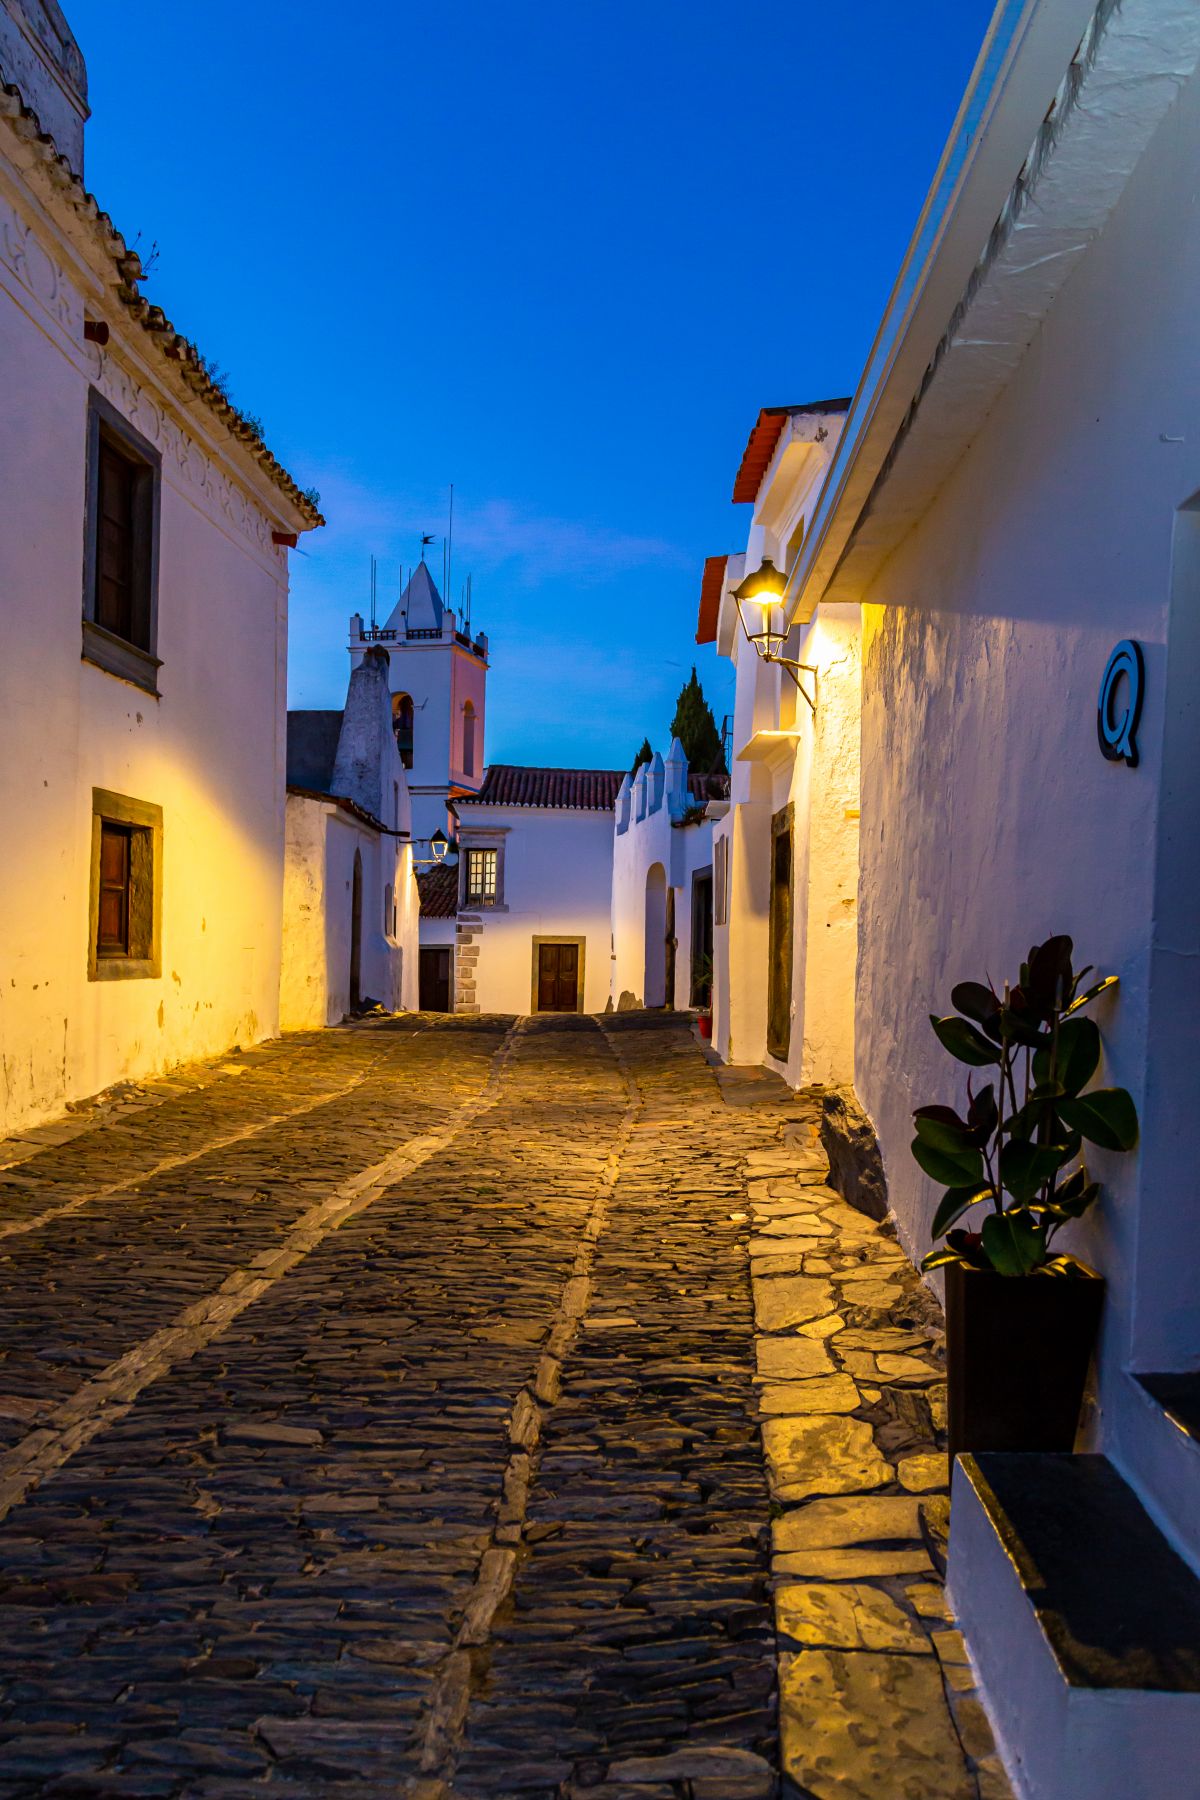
[913,936,1138,1278]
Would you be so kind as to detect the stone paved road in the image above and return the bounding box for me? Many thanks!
[0,1016,1006,1800]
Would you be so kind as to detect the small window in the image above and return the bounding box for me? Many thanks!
[393,693,414,769]
[462,702,476,777]
[714,835,729,927]
[464,848,498,906]
[83,392,161,694]
[88,789,162,981]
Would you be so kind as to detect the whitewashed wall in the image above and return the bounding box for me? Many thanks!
[856,61,1200,1548]
[280,800,417,1029]
[611,741,714,1012]
[457,806,614,1013]
[0,155,302,1132]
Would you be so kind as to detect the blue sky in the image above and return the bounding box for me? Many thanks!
[70,0,996,770]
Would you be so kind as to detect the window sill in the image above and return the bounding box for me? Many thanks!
[82,621,161,696]
[89,955,161,982]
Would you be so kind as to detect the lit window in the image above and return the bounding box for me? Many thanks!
[464,848,498,906]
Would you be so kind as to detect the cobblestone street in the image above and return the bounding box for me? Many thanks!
[0,1017,1004,1799]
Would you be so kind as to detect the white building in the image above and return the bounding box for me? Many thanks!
[282,648,419,1028]
[610,739,720,1012]
[452,767,621,1015]
[699,401,858,1089]
[715,1,1200,1792]
[0,0,320,1135]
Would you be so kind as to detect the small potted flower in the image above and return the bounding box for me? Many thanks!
[913,935,1138,1466]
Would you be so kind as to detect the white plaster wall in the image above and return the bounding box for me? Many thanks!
[280,795,329,1031]
[281,801,416,1029]
[769,605,861,1090]
[855,62,1200,1525]
[611,789,713,1011]
[459,807,614,1014]
[0,201,293,1131]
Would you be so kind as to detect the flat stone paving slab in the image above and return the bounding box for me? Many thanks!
[0,1016,1010,1798]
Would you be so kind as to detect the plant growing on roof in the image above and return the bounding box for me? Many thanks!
[913,935,1138,1277]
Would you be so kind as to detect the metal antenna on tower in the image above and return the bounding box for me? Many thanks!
[369,553,377,630]
[447,484,454,612]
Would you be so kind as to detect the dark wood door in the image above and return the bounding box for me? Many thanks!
[767,808,793,1060]
[537,941,579,1012]
[419,947,452,1012]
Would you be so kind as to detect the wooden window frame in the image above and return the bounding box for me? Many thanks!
[462,845,501,908]
[82,390,162,696]
[88,788,163,981]
[530,936,586,1015]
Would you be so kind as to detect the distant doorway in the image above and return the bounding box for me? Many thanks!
[533,938,582,1013]
[349,849,363,1012]
[690,866,714,1005]
[767,805,794,1060]
[419,946,453,1012]
[643,862,667,1006]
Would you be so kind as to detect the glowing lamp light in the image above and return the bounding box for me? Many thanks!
[429,830,449,862]
[730,556,817,713]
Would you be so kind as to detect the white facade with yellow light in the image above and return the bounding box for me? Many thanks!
[0,2,321,1134]
[704,401,860,1090]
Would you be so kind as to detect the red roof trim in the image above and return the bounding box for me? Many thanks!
[731,397,853,505]
[696,555,727,645]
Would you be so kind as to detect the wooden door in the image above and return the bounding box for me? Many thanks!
[767,807,793,1060]
[537,941,579,1012]
[419,947,452,1012]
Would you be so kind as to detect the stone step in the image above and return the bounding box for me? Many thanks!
[950,1451,1200,1800]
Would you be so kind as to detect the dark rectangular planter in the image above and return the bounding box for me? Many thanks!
[944,1261,1104,1470]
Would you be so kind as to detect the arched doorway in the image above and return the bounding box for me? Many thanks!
[349,848,363,1011]
[644,862,667,1007]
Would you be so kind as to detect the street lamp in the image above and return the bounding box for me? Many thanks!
[730,557,817,713]
[414,830,451,869]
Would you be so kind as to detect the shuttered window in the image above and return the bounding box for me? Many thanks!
[83,393,161,693]
[96,822,132,956]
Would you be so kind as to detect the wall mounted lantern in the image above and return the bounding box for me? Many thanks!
[730,558,816,713]
[414,829,450,869]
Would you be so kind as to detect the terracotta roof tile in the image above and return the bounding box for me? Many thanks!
[732,398,852,506]
[696,554,727,645]
[417,864,459,918]
[457,765,623,811]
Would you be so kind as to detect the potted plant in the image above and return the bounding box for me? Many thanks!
[694,954,714,1039]
[913,935,1138,1466]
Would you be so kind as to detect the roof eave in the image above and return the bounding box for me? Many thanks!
[785,0,1106,624]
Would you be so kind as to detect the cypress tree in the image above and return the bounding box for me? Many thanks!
[629,736,653,776]
[670,667,726,774]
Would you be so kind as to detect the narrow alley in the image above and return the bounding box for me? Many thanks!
[0,1018,998,1798]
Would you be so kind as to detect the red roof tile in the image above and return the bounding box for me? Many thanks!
[731,397,853,505]
[696,554,727,645]
[457,765,624,811]
[417,864,459,918]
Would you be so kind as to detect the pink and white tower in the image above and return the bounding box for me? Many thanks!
[349,561,488,849]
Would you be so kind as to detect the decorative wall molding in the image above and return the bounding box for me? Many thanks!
[0,185,77,333]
